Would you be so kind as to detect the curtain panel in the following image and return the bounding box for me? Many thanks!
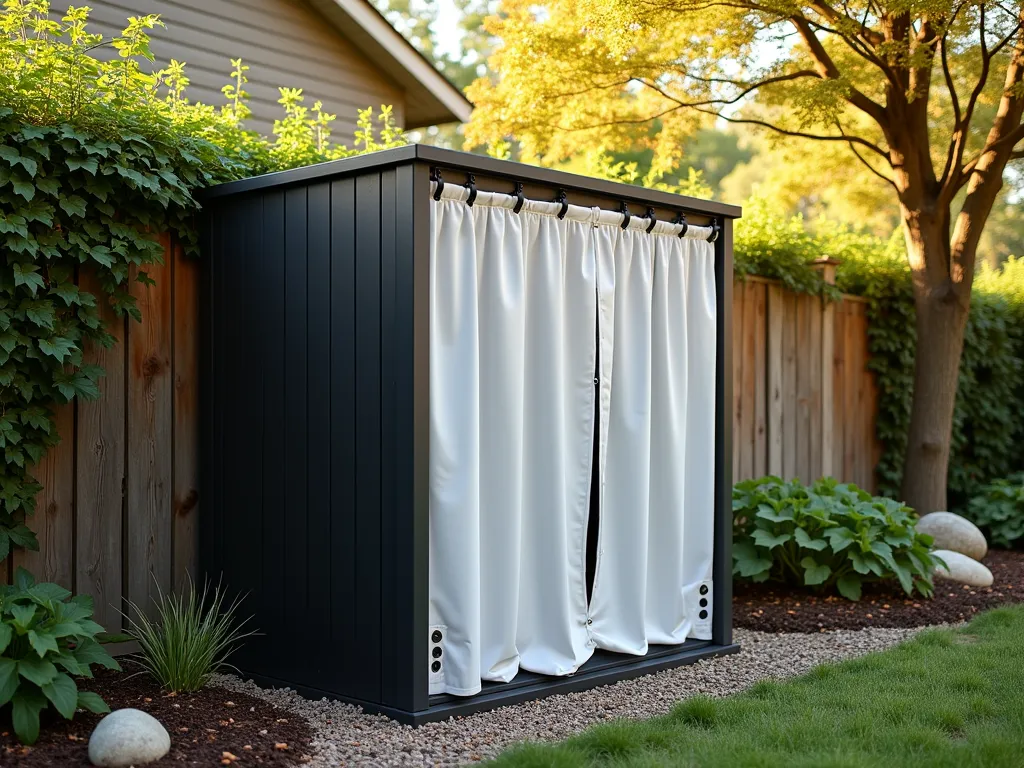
[428,185,717,697]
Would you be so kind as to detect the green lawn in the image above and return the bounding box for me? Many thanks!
[491,607,1024,767]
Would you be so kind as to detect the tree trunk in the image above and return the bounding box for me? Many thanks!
[900,257,970,514]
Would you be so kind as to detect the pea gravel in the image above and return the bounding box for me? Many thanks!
[212,625,936,767]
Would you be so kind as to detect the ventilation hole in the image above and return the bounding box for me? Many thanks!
[699,610,708,620]
[432,646,443,659]
[431,660,441,673]
[431,630,443,644]
[699,585,709,596]
[699,598,708,608]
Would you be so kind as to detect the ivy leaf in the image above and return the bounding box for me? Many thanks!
[35,176,60,197]
[8,524,38,549]
[38,336,77,362]
[65,156,98,174]
[58,195,88,218]
[11,175,35,201]
[12,262,46,295]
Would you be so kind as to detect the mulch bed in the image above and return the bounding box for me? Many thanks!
[734,549,1024,633]
[0,660,312,766]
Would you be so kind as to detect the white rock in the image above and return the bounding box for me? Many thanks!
[932,549,994,588]
[89,708,171,767]
[917,511,988,560]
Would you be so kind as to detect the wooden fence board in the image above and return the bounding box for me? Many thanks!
[127,248,174,619]
[766,283,784,476]
[808,295,823,481]
[16,403,74,588]
[752,283,767,478]
[732,285,744,475]
[739,280,758,480]
[782,291,798,480]
[75,269,126,632]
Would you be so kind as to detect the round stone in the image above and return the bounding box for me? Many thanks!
[917,512,988,560]
[89,708,171,767]
[931,549,994,588]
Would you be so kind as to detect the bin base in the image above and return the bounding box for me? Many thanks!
[239,640,740,726]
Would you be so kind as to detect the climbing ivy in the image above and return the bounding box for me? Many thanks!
[0,1,404,562]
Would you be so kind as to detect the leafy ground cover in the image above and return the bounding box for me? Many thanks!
[491,606,1024,768]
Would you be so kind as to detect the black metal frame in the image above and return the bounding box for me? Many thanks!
[200,145,740,725]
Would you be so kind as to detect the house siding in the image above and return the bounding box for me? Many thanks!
[50,0,407,141]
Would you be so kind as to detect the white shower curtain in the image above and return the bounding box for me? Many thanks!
[428,183,717,697]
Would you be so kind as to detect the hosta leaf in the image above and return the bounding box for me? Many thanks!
[42,672,78,719]
[73,638,120,671]
[800,556,831,586]
[0,623,12,654]
[825,526,858,553]
[28,580,72,603]
[752,529,791,550]
[11,603,37,630]
[794,527,828,551]
[0,657,18,706]
[755,503,794,523]
[27,629,59,658]
[18,657,58,687]
[12,687,47,745]
[836,573,863,601]
[77,690,110,714]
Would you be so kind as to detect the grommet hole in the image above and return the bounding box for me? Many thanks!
[431,630,443,643]
[699,609,708,620]
[431,660,441,673]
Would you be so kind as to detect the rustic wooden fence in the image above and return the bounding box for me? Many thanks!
[3,250,878,630]
[731,264,881,490]
[1,235,199,635]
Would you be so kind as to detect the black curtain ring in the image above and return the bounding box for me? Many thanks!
[465,173,478,207]
[513,181,525,214]
[707,220,720,242]
[673,211,688,238]
[556,189,568,220]
[619,201,631,230]
[644,206,657,234]
[431,168,444,201]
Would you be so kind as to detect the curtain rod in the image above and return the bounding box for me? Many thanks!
[430,167,720,243]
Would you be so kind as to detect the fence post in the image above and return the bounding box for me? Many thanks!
[813,258,840,480]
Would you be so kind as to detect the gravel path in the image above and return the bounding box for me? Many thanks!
[213,625,936,767]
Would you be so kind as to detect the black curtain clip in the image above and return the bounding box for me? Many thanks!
[619,201,631,230]
[644,206,657,234]
[707,220,720,242]
[431,168,444,201]
[555,189,568,219]
[465,173,478,207]
[513,181,525,214]
[673,211,688,238]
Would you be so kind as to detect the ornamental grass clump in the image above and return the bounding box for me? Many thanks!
[125,579,255,693]
[732,476,941,600]
[0,568,118,744]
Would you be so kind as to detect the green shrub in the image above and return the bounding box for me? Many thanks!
[0,568,118,744]
[126,579,254,693]
[963,472,1024,549]
[732,476,941,601]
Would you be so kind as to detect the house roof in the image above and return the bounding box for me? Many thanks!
[307,0,474,128]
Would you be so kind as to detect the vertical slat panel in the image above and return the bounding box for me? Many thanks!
[76,269,125,632]
[795,295,811,482]
[255,190,286,677]
[832,301,847,480]
[820,297,835,480]
[854,305,870,488]
[172,240,200,592]
[766,283,784,477]
[844,301,859,482]
[353,172,383,703]
[782,292,798,480]
[127,237,173,618]
[379,169,400,704]
[18,403,74,588]
[283,186,309,668]
[329,176,357,688]
[731,284,744,478]
[752,283,767,478]
[305,182,333,679]
[738,281,757,480]
[808,294,822,481]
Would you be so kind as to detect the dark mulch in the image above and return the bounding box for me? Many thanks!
[734,549,1024,633]
[0,660,312,766]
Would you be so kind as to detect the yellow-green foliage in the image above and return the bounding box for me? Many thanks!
[0,0,404,561]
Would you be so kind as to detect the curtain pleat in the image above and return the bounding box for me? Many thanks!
[429,187,717,695]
